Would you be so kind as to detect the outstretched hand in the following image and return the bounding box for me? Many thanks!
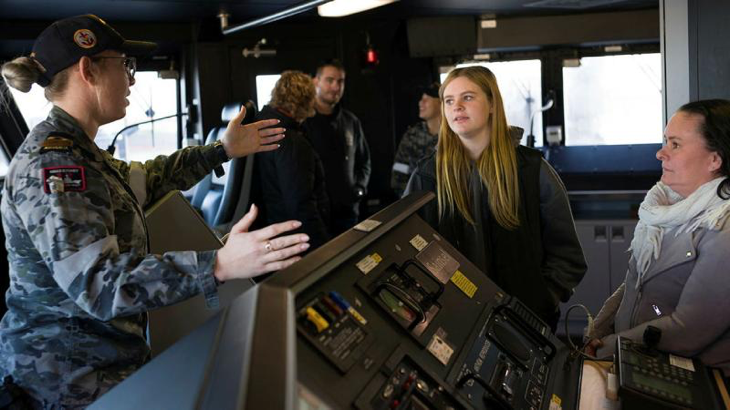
[221,105,286,158]
[214,204,309,281]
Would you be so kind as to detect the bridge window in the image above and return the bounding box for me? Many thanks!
[8,71,179,162]
[440,59,544,147]
[7,83,52,131]
[255,74,281,109]
[563,53,662,146]
[0,146,9,178]
[98,72,179,161]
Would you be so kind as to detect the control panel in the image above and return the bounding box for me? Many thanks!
[616,336,730,410]
[90,192,587,410]
[295,214,582,410]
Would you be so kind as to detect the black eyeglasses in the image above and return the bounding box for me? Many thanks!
[91,56,137,80]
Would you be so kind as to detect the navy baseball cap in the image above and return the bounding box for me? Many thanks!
[419,82,440,98]
[30,14,157,86]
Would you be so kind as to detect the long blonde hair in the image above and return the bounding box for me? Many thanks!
[436,66,520,229]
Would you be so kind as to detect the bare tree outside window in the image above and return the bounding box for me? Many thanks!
[563,54,662,146]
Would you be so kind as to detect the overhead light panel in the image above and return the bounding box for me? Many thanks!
[480,14,497,29]
[318,0,399,17]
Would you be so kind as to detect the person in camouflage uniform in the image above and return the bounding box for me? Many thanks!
[390,82,441,197]
[0,15,309,408]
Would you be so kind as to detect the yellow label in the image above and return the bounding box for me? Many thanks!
[549,394,562,410]
[348,306,368,325]
[356,253,382,275]
[450,270,477,298]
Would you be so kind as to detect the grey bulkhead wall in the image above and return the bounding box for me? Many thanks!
[661,0,730,126]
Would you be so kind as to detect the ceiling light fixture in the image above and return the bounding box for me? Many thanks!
[222,0,330,35]
[318,0,399,18]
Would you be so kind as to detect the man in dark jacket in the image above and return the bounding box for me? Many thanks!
[305,60,371,235]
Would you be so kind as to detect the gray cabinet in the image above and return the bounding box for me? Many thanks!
[558,219,637,338]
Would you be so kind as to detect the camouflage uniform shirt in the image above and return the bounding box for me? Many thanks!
[0,106,225,408]
[390,121,437,197]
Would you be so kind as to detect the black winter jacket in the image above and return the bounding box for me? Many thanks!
[404,146,586,322]
[253,105,331,249]
[304,104,371,217]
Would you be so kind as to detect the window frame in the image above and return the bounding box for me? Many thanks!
[439,56,545,147]
[4,65,183,163]
[436,42,662,190]
[437,42,660,147]
[0,79,30,174]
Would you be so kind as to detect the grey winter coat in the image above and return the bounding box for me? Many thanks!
[590,216,730,374]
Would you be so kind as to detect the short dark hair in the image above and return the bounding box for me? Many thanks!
[678,99,730,199]
[315,59,345,77]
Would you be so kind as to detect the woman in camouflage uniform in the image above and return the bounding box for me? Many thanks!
[0,14,309,407]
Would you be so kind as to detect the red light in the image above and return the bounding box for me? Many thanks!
[366,48,378,64]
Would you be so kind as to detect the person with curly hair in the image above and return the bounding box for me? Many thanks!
[253,71,331,250]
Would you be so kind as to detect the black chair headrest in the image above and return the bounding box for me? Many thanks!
[510,125,524,146]
[221,100,258,124]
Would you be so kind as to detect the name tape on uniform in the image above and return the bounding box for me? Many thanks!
[40,136,73,154]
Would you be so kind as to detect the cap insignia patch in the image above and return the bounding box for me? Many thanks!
[74,29,97,49]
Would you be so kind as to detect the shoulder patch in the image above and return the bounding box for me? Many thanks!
[43,166,86,194]
[40,135,74,154]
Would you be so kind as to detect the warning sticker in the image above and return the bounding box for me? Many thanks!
[353,219,381,232]
[450,270,477,298]
[427,334,454,366]
[670,354,696,372]
[416,241,459,284]
[356,253,382,275]
[549,394,562,410]
[409,234,428,251]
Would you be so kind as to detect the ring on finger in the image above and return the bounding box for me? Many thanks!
[264,241,273,252]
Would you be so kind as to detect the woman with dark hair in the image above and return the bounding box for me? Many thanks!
[0,15,309,407]
[587,99,730,375]
[405,66,586,329]
[254,71,331,250]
